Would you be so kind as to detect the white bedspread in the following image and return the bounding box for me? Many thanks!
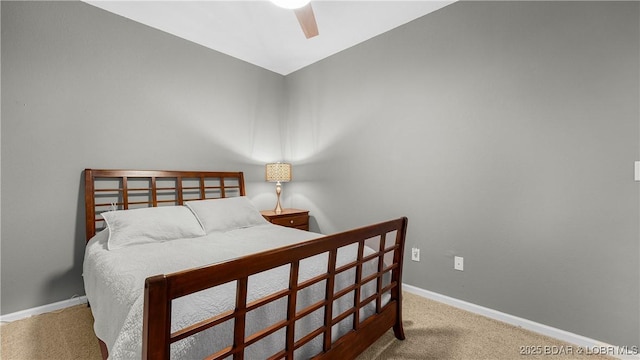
[83,223,387,359]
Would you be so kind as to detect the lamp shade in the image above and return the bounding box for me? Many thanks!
[265,163,292,183]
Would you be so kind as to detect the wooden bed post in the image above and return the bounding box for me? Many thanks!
[392,217,408,340]
[143,275,171,360]
[84,169,96,241]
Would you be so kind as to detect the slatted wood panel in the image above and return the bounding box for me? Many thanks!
[143,217,408,360]
[84,169,245,241]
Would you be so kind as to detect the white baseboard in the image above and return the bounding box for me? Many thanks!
[403,284,639,360]
[0,296,88,323]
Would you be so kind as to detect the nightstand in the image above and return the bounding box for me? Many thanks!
[260,208,309,231]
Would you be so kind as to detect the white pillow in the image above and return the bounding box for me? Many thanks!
[102,206,206,250]
[185,196,267,233]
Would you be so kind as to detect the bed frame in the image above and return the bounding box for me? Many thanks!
[84,169,408,360]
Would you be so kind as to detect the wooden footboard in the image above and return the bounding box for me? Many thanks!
[142,217,408,360]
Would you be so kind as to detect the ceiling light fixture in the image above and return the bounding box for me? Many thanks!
[270,0,319,39]
[270,0,311,10]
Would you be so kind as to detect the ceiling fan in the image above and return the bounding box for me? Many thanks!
[270,0,319,39]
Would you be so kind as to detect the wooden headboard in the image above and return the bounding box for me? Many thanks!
[84,169,245,241]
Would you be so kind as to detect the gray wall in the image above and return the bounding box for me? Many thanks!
[2,0,638,350]
[284,1,639,348]
[1,1,285,314]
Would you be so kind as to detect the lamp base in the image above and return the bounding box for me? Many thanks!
[274,182,283,214]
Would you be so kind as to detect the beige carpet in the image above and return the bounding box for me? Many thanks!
[1,303,102,359]
[1,292,613,360]
[357,292,613,360]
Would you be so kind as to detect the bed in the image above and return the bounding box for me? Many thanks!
[83,169,408,359]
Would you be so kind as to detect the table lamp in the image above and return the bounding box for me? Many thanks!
[265,163,292,214]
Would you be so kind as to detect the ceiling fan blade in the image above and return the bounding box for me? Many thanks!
[294,3,319,39]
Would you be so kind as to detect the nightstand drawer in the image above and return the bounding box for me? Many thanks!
[260,209,310,231]
[270,214,308,228]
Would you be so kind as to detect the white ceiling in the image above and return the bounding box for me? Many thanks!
[85,1,455,75]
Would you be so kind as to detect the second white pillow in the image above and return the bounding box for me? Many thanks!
[185,196,268,233]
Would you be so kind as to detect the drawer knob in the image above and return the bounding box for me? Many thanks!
[290,220,294,224]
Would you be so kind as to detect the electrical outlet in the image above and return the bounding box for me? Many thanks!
[454,256,464,271]
[411,248,420,262]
